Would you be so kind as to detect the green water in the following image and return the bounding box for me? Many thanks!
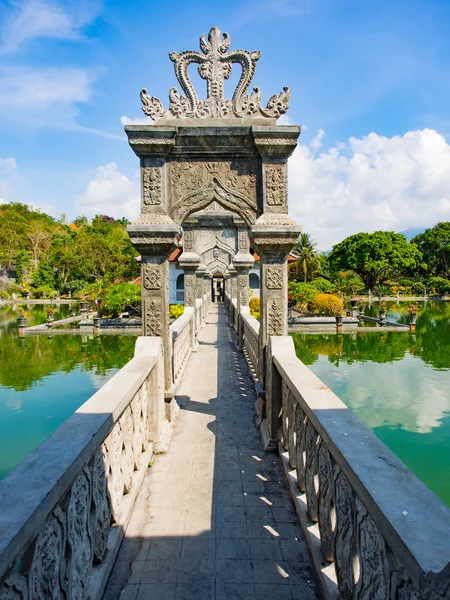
[0,304,136,479]
[292,301,450,506]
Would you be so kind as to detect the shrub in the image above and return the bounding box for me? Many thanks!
[102,283,141,316]
[308,293,344,316]
[288,282,318,309]
[427,276,450,296]
[34,285,57,299]
[0,290,10,300]
[310,277,334,294]
[169,304,184,319]
[249,297,260,319]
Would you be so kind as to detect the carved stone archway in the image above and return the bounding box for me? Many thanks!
[126,26,300,391]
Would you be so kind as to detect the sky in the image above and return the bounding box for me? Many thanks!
[0,0,450,249]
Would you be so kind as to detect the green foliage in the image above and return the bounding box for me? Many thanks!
[332,270,365,297]
[329,231,424,290]
[308,293,344,316]
[31,261,56,289]
[102,283,141,317]
[169,304,184,319]
[411,222,450,279]
[14,250,31,285]
[427,276,450,296]
[249,297,260,319]
[33,285,57,299]
[373,284,391,298]
[290,232,321,282]
[288,281,318,309]
[310,277,335,293]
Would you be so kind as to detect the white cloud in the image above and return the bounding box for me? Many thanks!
[289,128,450,249]
[120,115,153,126]
[75,163,140,220]
[0,0,101,54]
[0,157,17,170]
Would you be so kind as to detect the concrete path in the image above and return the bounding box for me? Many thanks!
[104,305,321,600]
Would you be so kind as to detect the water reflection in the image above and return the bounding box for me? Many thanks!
[0,304,136,479]
[292,301,450,505]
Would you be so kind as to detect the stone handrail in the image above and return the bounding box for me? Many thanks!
[268,335,450,599]
[171,308,194,386]
[0,337,165,600]
[241,308,260,380]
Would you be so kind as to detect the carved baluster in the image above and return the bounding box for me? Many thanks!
[281,380,289,451]
[354,497,389,599]
[106,423,123,522]
[92,444,111,563]
[334,467,356,599]
[0,572,29,600]
[287,393,296,469]
[318,441,335,562]
[131,393,143,468]
[120,407,134,493]
[66,469,93,600]
[387,553,420,599]
[29,507,66,599]
[140,382,149,451]
[295,407,306,492]
[305,420,319,522]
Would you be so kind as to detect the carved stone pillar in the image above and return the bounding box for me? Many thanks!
[178,252,201,350]
[233,238,254,349]
[196,263,207,327]
[126,130,179,393]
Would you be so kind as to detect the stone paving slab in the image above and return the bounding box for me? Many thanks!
[104,305,321,600]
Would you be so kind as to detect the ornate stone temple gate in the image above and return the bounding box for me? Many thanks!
[126,25,300,398]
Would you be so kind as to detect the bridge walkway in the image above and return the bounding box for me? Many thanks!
[104,304,320,600]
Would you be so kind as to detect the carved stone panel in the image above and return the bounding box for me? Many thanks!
[0,573,29,600]
[267,298,283,336]
[145,298,163,335]
[266,265,283,289]
[142,167,162,206]
[169,160,257,225]
[143,264,162,290]
[238,230,248,251]
[92,445,111,563]
[183,229,194,251]
[67,469,93,599]
[29,508,66,599]
[265,164,287,211]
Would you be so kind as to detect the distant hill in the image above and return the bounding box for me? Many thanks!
[399,227,426,241]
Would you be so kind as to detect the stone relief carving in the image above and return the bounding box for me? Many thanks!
[145,299,162,335]
[92,445,111,563]
[142,167,162,206]
[256,138,298,145]
[29,508,66,599]
[267,298,283,336]
[238,275,247,288]
[66,469,93,599]
[120,407,134,494]
[143,264,162,290]
[183,229,194,250]
[239,289,248,306]
[266,265,283,289]
[238,230,248,251]
[333,468,356,597]
[0,573,28,600]
[265,164,286,206]
[140,27,290,120]
[317,442,334,563]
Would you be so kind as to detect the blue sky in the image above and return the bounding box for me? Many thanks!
[1,0,450,247]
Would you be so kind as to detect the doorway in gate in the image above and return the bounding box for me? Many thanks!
[211,274,224,303]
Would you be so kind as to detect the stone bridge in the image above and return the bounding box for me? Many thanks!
[0,27,449,600]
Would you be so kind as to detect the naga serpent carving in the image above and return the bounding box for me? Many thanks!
[140,27,290,120]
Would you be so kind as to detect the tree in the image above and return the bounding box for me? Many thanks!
[329,231,423,290]
[290,232,321,283]
[411,222,450,280]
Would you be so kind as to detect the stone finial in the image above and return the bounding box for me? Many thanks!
[140,26,290,121]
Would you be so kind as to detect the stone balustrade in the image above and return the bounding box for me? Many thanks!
[171,309,194,387]
[266,335,450,600]
[240,308,260,382]
[0,337,166,600]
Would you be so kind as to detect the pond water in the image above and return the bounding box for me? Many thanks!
[0,304,136,480]
[292,300,450,506]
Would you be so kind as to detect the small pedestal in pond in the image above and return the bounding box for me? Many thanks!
[350,298,358,319]
[409,314,417,332]
[335,314,343,333]
[378,310,386,326]
[93,317,101,334]
[46,313,54,329]
[17,316,27,337]
[80,302,89,322]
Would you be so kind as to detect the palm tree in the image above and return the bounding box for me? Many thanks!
[291,232,321,283]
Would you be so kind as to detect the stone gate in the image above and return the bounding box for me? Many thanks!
[125,25,301,392]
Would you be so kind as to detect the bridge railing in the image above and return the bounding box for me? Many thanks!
[0,337,166,600]
[171,308,194,386]
[240,308,260,381]
[266,335,450,600]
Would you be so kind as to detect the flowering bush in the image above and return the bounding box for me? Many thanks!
[169,304,184,319]
[407,303,419,316]
[249,297,260,319]
[288,282,318,310]
[308,293,343,316]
